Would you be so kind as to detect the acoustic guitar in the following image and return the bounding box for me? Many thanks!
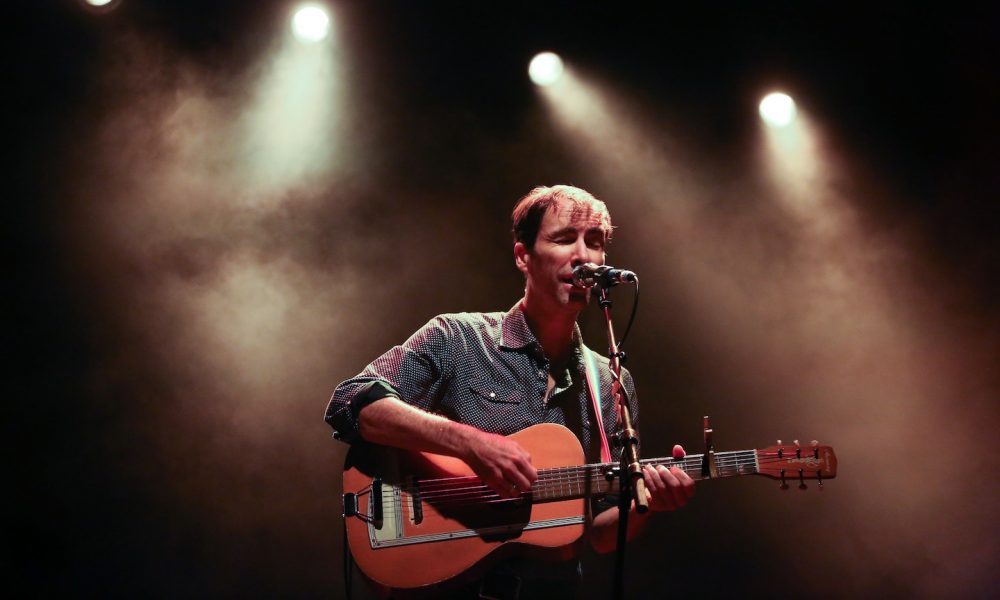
[342,422,837,590]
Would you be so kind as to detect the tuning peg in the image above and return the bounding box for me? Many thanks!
[811,440,820,459]
[798,469,807,490]
[817,470,824,490]
[794,440,802,459]
[779,469,789,490]
[776,440,783,459]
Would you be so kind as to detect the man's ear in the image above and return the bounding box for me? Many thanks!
[514,242,530,275]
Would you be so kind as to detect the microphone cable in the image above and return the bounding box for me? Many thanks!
[615,278,639,358]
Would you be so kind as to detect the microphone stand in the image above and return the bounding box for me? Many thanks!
[594,285,647,600]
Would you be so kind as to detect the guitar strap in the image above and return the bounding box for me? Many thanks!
[581,344,613,463]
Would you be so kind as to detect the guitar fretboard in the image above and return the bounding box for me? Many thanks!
[529,451,759,502]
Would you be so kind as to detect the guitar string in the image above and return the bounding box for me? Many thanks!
[369,462,769,517]
[390,466,804,507]
[369,465,609,507]
[373,467,823,518]
[363,460,820,529]
[370,469,821,517]
[400,451,759,495]
[403,454,802,499]
[416,466,732,505]
[363,453,817,511]
[375,455,753,511]
[395,474,592,502]
[395,449,797,491]
[391,452,768,500]
[391,452,794,502]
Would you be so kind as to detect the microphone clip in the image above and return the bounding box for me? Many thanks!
[572,263,637,289]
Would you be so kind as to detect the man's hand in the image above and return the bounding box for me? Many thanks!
[463,430,538,498]
[357,398,537,498]
[642,444,695,511]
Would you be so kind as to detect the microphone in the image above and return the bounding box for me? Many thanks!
[572,263,637,288]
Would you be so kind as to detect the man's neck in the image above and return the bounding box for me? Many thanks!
[520,296,579,366]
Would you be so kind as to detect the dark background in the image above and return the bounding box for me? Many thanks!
[8,1,998,597]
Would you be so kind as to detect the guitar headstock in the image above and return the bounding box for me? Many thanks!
[755,440,837,489]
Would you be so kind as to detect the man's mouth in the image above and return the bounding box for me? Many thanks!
[560,275,586,291]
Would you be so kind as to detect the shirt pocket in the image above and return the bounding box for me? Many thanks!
[467,377,524,405]
[466,377,536,434]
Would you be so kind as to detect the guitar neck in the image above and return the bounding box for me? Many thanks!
[531,450,758,502]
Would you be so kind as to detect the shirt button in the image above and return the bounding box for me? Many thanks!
[537,370,545,379]
[489,392,496,398]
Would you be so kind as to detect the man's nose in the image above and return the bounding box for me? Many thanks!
[570,239,600,266]
[570,239,587,267]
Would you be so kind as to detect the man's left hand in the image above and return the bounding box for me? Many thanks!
[641,444,695,512]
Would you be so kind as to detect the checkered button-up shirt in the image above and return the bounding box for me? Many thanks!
[327,301,637,465]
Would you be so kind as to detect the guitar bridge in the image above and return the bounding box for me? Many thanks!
[372,478,383,524]
[342,493,358,518]
[409,477,423,525]
[342,479,383,525]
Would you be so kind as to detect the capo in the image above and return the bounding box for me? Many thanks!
[702,416,719,479]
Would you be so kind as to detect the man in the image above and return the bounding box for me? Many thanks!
[327,185,694,597]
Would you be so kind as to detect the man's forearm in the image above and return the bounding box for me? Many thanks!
[357,396,538,497]
[588,461,697,553]
[358,396,479,457]
[589,502,651,554]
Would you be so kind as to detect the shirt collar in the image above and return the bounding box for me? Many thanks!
[500,300,585,359]
[500,300,537,350]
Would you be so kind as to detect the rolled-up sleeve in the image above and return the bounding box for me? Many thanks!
[325,316,454,444]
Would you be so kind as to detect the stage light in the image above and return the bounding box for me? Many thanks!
[291,4,331,43]
[529,52,564,87]
[759,92,797,127]
[79,0,120,11]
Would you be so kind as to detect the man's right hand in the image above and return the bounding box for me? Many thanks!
[462,430,538,498]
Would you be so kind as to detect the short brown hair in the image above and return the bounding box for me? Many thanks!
[511,185,612,250]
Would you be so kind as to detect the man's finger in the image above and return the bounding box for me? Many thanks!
[505,459,536,491]
[508,470,533,492]
[674,468,696,500]
[643,465,663,493]
[656,465,686,509]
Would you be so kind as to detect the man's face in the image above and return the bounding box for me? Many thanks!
[515,197,609,313]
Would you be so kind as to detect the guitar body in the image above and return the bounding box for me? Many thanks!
[343,423,587,590]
